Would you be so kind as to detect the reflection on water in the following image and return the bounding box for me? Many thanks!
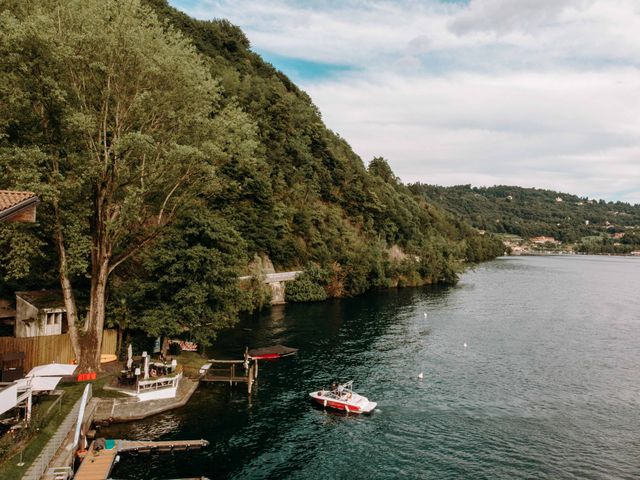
[103,256,640,479]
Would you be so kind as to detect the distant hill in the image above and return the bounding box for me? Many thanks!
[410,184,640,254]
[136,1,505,288]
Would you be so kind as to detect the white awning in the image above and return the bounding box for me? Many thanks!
[0,383,18,416]
[26,363,77,378]
[15,376,63,392]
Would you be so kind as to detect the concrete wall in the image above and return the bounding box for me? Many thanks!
[15,296,38,337]
[269,281,286,305]
[40,309,64,336]
[15,296,64,337]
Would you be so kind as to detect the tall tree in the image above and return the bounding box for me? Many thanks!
[0,0,250,371]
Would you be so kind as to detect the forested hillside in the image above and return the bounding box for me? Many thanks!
[411,184,640,254]
[0,0,502,361]
[143,0,502,272]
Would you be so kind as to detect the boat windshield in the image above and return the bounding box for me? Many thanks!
[323,380,354,399]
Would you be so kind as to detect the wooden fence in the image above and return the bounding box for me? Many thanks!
[0,329,117,371]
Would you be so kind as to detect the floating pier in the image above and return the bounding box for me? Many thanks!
[199,347,258,394]
[199,358,257,394]
[74,438,209,480]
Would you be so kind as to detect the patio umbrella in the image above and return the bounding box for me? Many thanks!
[143,351,149,379]
[126,343,133,370]
[26,363,78,377]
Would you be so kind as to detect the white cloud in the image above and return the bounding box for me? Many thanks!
[448,0,591,35]
[174,0,640,203]
[307,69,640,202]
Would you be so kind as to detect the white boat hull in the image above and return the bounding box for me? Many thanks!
[309,390,377,414]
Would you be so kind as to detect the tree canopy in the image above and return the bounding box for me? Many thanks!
[0,0,504,368]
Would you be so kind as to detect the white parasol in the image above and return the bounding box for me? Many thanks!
[142,351,149,379]
[126,343,133,370]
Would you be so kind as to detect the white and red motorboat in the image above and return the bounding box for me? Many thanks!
[309,381,377,414]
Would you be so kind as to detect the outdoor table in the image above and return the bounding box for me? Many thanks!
[151,362,170,376]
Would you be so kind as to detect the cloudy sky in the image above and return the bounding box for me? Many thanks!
[170,0,640,204]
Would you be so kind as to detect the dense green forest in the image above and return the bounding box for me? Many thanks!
[411,184,640,254]
[0,0,502,363]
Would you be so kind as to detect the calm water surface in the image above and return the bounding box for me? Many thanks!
[105,256,640,479]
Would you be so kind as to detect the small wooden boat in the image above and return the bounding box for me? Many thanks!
[309,381,377,414]
[248,345,298,360]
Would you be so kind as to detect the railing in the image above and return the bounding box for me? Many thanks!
[237,271,302,282]
[46,467,72,480]
[137,372,181,394]
[22,385,93,480]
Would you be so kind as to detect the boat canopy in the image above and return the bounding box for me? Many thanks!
[248,345,298,358]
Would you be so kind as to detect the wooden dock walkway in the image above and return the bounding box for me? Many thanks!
[199,354,258,393]
[74,439,209,480]
[73,441,117,480]
[118,439,209,453]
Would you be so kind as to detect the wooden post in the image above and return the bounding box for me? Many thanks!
[248,364,253,394]
[230,364,234,385]
[254,359,258,379]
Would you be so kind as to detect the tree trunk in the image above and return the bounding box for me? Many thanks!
[78,259,108,373]
[53,204,81,361]
[78,181,112,373]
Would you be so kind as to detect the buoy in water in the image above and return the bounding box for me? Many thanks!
[418,372,424,380]
[463,342,468,348]
[423,312,428,318]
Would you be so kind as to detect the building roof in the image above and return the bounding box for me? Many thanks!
[16,290,65,310]
[0,190,39,221]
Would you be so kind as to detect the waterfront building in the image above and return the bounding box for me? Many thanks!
[0,190,38,223]
[14,291,67,338]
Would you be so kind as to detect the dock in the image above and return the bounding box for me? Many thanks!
[199,347,258,394]
[74,438,209,480]
[199,358,257,393]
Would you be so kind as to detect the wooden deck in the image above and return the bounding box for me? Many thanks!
[73,442,118,480]
[118,439,209,453]
[74,439,209,480]
[200,357,257,393]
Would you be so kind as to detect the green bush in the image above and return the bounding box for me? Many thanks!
[285,263,329,302]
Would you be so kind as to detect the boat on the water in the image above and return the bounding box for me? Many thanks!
[309,381,377,414]
[248,344,298,360]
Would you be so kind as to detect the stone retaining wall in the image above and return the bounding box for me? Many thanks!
[94,377,199,423]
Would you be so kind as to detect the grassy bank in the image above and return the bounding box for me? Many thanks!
[0,376,114,478]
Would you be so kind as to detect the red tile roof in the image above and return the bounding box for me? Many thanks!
[0,190,36,209]
[0,190,38,221]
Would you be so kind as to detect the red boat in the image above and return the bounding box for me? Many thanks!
[248,345,298,360]
[309,381,377,414]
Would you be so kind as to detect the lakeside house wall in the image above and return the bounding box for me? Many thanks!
[15,292,66,337]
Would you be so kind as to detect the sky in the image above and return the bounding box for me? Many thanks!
[169,0,640,204]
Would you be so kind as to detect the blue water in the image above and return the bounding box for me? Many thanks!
[104,256,640,479]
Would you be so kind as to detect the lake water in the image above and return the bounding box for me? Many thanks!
[104,256,640,479]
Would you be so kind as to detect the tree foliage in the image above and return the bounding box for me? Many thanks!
[0,0,257,369]
[412,184,640,253]
[0,0,505,367]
